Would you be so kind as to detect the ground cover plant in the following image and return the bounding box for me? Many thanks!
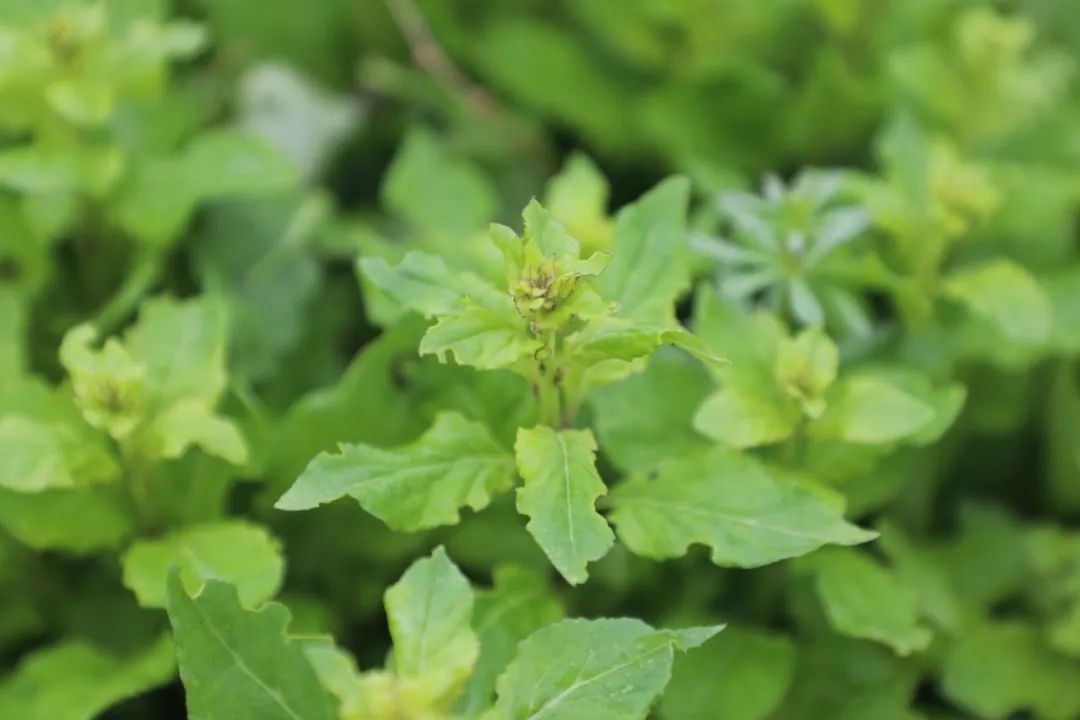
[1,0,1080,718]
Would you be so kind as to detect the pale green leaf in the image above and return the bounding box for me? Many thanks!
[809,374,936,444]
[493,618,722,720]
[166,573,336,720]
[693,385,799,448]
[609,449,875,567]
[544,153,613,254]
[945,259,1051,346]
[0,484,133,553]
[810,548,932,656]
[419,300,539,370]
[276,412,516,530]
[599,177,691,324]
[125,295,229,409]
[359,251,484,319]
[0,635,176,720]
[659,626,796,720]
[122,521,284,609]
[144,399,249,465]
[514,426,614,584]
[384,547,479,708]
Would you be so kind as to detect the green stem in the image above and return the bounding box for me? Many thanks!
[92,248,164,333]
[120,438,159,534]
[536,329,563,427]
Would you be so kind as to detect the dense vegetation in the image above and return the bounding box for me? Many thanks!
[1,1,1080,718]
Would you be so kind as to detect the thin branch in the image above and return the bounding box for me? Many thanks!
[382,0,499,120]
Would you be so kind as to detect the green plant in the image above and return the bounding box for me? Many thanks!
[3,1,1080,719]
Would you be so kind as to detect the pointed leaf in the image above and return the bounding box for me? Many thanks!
[610,449,875,567]
[514,426,614,584]
[384,547,479,708]
[493,618,722,720]
[277,412,516,530]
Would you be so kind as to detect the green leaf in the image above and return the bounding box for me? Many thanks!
[693,385,799,448]
[122,521,284,609]
[114,130,297,245]
[382,127,496,237]
[125,295,229,410]
[945,259,1052,346]
[659,626,796,720]
[0,288,24,387]
[0,484,133,553]
[809,548,932,656]
[276,412,516,530]
[492,618,722,720]
[384,547,479,708]
[809,374,936,444]
[359,251,498,320]
[144,399,249,465]
[419,299,538,370]
[589,350,712,472]
[599,177,691,324]
[514,426,614,584]
[0,635,176,720]
[609,449,875,567]
[166,573,336,720]
[0,380,119,493]
[544,152,613,254]
[460,566,565,714]
[942,621,1080,720]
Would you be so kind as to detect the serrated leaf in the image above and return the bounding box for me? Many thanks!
[360,251,500,319]
[599,177,690,324]
[810,548,932,656]
[514,426,614,584]
[945,259,1051,346]
[144,399,249,465]
[659,626,796,720]
[0,635,176,720]
[166,573,335,720]
[276,412,516,530]
[420,300,538,370]
[544,152,613,254]
[460,566,565,714]
[384,547,479,708]
[122,521,284,609]
[493,618,722,720]
[610,449,875,567]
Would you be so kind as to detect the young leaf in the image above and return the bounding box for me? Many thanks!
[599,177,691,324]
[809,374,936,444]
[0,484,133,553]
[0,635,176,720]
[809,548,932,656]
[492,618,722,720]
[944,259,1052,345]
[276,412,516,531]
[419,299,539,370]
[360,251,500,320]
[609,449,875,567]
[122,521,284,609]
[514,426,614,584]
[383,547,479,708]
[693,384,799,448]
[166,573,335,720]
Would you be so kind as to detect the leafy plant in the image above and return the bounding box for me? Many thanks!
[2,1,1080,719]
